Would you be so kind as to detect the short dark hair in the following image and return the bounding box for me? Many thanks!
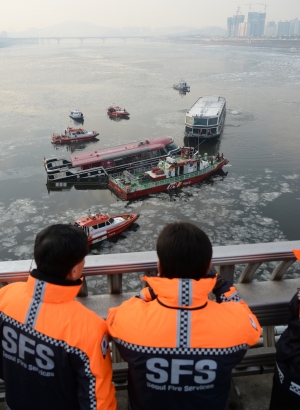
[156,222,212,280]
[34,224,89,279]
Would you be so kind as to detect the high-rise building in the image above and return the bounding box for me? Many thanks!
[277,21,291,36]
[238,20,251,37]
[227,14,245,37]
[264,21,277,37]
[247,12,266,37]
[290,19,300,35]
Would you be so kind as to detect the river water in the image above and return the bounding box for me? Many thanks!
[0,40,299,291]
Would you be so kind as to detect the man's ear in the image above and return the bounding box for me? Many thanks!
[66,259,85,281]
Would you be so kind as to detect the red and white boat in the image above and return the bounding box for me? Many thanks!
[51,127,99,145]
[107,106,130,117]
[109,151,229,200]
[74,212,139,245]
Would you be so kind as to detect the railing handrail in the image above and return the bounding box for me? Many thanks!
[0,240,299,282]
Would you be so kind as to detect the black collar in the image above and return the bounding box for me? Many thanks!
[30,269,82,287]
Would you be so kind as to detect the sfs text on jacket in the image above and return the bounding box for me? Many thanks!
[0,269,116,410]
[107,276,261,410]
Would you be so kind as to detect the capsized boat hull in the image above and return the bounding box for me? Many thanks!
[109,158,228,200]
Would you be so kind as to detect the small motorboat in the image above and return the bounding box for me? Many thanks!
[107,106,130,117]
[74,212,139,245]
[69,109,84,121]
[173,80,190,92]
[51,127,99,144]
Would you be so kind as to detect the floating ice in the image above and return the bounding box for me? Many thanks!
[283,174,299,180]
[261,192,281,202]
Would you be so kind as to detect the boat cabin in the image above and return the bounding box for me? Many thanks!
[185,96,226,138]
[74,213,115,236]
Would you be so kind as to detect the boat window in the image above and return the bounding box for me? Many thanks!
[208,117,218,126]
[160,148,168,155]
[105,221,111,226]
[93,225,98,229]
[150,150,160,158]
[186,116,194,125]
[123,156,132,164]
[166,143,178,152]
[141,152,150,159]
[109,218,114,223]
[98,222,106,228]
[194,118,208,126]
[115,158,124,165]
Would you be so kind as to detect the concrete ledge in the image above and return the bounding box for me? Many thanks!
[235,279,298,326]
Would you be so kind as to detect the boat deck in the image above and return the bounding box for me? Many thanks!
[111,165,212,189]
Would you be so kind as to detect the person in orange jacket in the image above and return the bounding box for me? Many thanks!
[269,249,300,410]
[0,224,116,410]
[107,222,261,410]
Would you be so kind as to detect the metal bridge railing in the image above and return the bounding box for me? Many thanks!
[1,240,299,293]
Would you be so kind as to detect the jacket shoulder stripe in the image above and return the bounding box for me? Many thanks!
[25,279,46,328]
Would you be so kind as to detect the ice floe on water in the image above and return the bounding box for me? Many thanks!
[228,110,241,115]
[283,174,299,180]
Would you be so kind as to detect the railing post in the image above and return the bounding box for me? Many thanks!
[107,274,123,294]
[239,262,262,283]
[270,259,296,281]
[217,265,235,282]
[263,326,276,347]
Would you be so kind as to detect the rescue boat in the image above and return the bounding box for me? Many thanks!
[51,127,99,145]
[107,106,130,117]
[69,109,84,121]
[109,150,229,200]
[74,212,139,246]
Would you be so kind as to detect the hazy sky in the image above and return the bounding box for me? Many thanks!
[2,0,300,31]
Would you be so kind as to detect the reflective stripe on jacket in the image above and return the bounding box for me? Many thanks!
[0,269,116,410]
[107,276,261,410]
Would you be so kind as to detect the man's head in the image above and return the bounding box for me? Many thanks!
[34,224,89,280]
[156,222,212,280]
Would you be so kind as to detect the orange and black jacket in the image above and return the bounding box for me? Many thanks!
[107,275,261,410]
[0,269,116,410]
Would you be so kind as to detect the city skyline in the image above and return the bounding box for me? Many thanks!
[2,0,300,32]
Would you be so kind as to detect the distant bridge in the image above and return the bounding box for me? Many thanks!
[0,36,161,46]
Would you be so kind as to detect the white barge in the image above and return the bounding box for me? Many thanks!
[185,96,226,139]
